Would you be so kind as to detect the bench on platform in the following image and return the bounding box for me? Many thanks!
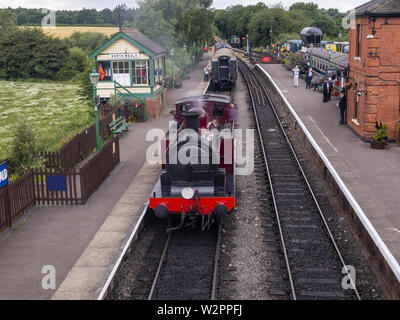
[109,116,129,136]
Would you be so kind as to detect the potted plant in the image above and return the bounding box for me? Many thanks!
[371,122,388,149]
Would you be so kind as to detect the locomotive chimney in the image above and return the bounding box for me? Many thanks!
[182,107,201,134]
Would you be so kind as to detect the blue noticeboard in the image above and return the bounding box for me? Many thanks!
[47,175,65,191]
[0,162,8,189]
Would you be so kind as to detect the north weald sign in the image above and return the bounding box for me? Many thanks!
[0,162,8,189]
[109,53,140,59]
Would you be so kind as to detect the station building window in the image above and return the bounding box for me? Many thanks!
[356,24,361,57]
[96,61,112,81]
[354,84,359,120]
[133,60,149,85]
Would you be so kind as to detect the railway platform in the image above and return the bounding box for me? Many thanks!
[0,55,211,300]
[260,64,400,271]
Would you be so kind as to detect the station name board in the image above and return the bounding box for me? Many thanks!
[0,162,8,189]
[109,53,140,60]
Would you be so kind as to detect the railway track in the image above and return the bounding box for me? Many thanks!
[238,59,361,300]
[148,221,222,300]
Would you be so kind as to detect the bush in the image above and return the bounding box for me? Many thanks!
[8,121,42,175]
[108,94,125,108]
[373,124,388,142]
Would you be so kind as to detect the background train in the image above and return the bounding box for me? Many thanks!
[231,35,242,48]
[210,41,238,90]
[149,94,235,231]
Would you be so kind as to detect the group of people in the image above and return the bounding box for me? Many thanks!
[292,65,347,126]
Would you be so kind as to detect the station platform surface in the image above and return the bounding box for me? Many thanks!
[0,55,210,300]
[261,64,400,267]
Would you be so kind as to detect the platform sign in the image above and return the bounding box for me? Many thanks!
[154,69,162,76]
[262,57,271,63]
[109,53,140,59]
[0,162,8,189]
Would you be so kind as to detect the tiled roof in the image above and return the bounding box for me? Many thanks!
[121,28,167,55]
[354,0,400,16]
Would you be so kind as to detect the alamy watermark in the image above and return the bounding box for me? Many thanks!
[342,9,356,30]
[342,265,357,290]
[42,9,56,29]
[145,122,254,176]
[41,265,56,290]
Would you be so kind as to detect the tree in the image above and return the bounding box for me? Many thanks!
[64,32,111,55]
[0,28,69,79]
[57,47,88,81]
[0,9,17,31]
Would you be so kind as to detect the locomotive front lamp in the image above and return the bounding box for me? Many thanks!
[182,187,195,200]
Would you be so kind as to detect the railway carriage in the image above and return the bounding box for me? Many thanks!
[149,94,235,231]
[305,47,349,95]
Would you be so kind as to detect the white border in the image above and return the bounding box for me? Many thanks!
[256,64,400,282]
[97,203,149,300]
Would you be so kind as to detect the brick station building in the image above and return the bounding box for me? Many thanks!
[347,0,400,141]
[89,28,167,119]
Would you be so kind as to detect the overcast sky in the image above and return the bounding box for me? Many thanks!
[1,0,367,12]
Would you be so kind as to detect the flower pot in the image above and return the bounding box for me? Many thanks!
[370,140,386,149]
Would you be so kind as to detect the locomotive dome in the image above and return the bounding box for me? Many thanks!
[300,27,323,44]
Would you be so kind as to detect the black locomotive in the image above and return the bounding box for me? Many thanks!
[210,41,238,90]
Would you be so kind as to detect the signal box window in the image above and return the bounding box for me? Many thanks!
[133,60,148,85]
[96,61,111,81]
[112,61,130,86]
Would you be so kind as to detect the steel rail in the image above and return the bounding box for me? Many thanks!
[238,60,297,300]
[211,221,223,300]
[147,231,172,300]
[245,60,361,300]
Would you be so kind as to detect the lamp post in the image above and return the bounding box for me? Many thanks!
[183,44,187,79]
[310,43,313,66]
[170,49,175,90]
[89,68,101,153]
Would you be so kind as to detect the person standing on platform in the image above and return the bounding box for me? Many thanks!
[322,79,329,103]
[306,68,313,90]
[292,65,300,87]
[338,90,347,125]
[204,66,209,82]
[328,77,333,101]
[229,103,237,124]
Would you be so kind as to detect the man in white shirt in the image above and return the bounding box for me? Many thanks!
[204,66,209,82]
[292,65,300,87]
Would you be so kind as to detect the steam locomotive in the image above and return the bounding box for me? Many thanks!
[210,42,238,90]
[149,94,235,231]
